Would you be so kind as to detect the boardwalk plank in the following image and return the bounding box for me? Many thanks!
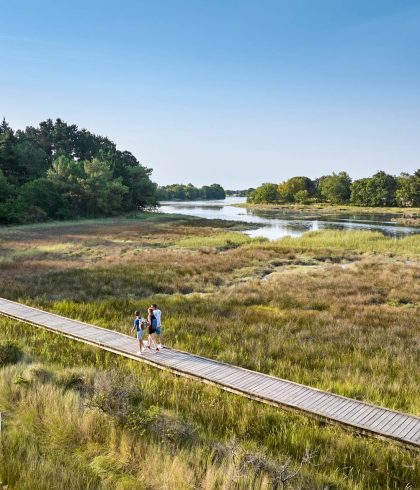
[339,401,372,422]
[320,398,350,417]
[303,395,341,415]
[398,419,420,439]
[375,412,401,432]
[285,389,320,407]
[270,384,304,400]
[357,409,386,427]
[224,377,267,393]
[299,392,334,410]
[405,425,420,440]
[342,408,376,427]
[248,376,278,391]
[343,404,378,424]
[183,362,227,377]
[314,397,347,416]
[385,415,410,433]
[412,428,420,441]
[369,411,400,431]
[211,371,256,389]
[390,417,414,438]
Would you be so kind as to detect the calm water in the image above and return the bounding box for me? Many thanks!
[159,197,419,240]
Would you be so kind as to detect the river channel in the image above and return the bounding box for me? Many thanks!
[159,197,419,240]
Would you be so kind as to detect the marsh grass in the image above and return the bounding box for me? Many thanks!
[14,260,417,412]
[265,230,420,256]
[0,214,419,488]
[176,231,265,250]
[0,343,418,489]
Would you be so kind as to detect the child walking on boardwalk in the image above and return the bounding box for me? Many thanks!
[132,310,146,355]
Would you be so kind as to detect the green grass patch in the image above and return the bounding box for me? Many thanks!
[238,202,420,215]
[267,230,420,256]
[176,231,266,250]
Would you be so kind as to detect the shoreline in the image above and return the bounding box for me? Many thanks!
[234,202,420,225]
[0,211,261,234]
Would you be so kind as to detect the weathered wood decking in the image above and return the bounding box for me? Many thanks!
[0,297,419,449]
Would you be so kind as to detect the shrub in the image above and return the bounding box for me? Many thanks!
[127,406,197,448]
[294,189,310,204]
[55,368,94,395]
[88,369,141,421]
[27,364,54,383]
[0,341,23,366]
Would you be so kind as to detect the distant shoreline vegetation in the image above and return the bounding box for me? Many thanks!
[247,171,419,208]
[0,118,158,224]
[225,189,255,197]
[156,183,226,201]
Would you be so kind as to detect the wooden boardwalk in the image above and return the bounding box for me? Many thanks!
[0,297,419,450]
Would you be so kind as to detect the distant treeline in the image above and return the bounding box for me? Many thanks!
[157,183,225,201]
[248,171,419,207]
[225,189,255,197]
[0,119,158,224]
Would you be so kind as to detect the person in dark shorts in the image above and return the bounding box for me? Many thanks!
[147,307,159,352]
[132,310,146,355]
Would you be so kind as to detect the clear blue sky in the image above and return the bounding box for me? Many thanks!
[1,1,419,188]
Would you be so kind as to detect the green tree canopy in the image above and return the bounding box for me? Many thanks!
[395,171,420,207]
[19,178,65,219]
[278,176,315,202]
[0,119,19,183]
[0,170,15,203]
[247,170,417,208]
[351,171,397,206]
[157,183,225,201]
[202,184,226,199]
[0,118,158,223]
[319,172,352,204]
[248,183,279,204]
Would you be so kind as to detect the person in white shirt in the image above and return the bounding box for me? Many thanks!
[151,303,163,349]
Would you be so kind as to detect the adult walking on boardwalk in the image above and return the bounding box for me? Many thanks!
[152,303,163,349]
[147,307,159,352]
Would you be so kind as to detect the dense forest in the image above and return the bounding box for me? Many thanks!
[0,119,158,224]
[156,183,226,201]
[248,171,420,207]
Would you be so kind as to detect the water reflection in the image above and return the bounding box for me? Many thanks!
[159,197,418,240]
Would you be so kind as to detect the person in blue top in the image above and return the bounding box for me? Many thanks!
[132,310,146,355]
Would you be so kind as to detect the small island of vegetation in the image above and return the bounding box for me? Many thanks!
[156,183,226,201]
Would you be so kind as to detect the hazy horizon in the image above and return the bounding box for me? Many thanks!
[1,1,420,188]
